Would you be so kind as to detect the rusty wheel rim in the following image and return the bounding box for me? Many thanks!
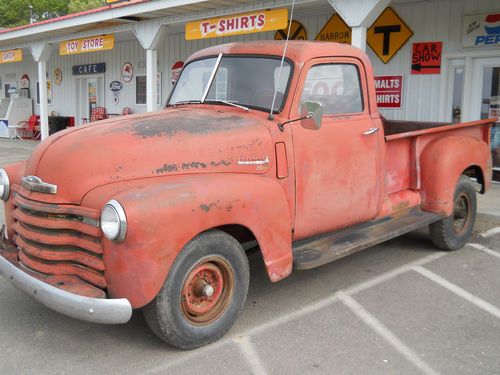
[180,257,234,325]
[452,192,471,236]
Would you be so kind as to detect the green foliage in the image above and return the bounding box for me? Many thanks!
[0,0,104,28]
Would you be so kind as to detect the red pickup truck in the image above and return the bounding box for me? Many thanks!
[0,41,494,349]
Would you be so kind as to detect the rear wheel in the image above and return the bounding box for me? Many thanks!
[143,230,249,349]
[429,175,477,250]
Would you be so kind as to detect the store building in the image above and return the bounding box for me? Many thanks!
[0,0,498,174]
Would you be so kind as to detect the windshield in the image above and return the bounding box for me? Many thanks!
[168,56,292,112]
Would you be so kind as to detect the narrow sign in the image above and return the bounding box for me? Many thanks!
[411,41,442,74]
[374,75,403,108]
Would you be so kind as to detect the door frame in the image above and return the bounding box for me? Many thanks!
[75,74,105,124]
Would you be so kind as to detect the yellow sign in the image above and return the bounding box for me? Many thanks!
[367,7,413,64]
[0,49,22,64]
[186,8,288,40]
[275,20,307,40]
[315,14,351,44]
[60,34,115,56]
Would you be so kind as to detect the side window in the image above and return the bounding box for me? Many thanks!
[300,63,364,115]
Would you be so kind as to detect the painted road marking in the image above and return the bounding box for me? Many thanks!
[338,292,439,375]
[233,336,267,375]
[413,266,500,319]
[479,227,500,238]
[469,243,500,259]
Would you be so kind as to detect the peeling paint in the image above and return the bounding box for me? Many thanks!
[155,164,178,174]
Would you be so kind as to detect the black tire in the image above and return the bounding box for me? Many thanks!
[429,175,477,251]
[143,229,249,349]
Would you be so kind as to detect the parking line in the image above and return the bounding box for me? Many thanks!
[233,336,267,375]
[468,243,500,260]
[338,292,439,375]
[413,266,500,319]
[480,227,500,238]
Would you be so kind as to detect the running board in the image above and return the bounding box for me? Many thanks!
[292,208,444,270]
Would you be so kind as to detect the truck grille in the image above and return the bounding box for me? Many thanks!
[11,193,106,292]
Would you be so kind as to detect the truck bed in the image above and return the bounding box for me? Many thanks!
[381,117,452,136]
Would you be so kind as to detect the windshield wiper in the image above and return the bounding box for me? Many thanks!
[205,99,250,112]
[168,100,202,107]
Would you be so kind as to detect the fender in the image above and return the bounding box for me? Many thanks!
[419,135,492,216]
[83,173,293,308]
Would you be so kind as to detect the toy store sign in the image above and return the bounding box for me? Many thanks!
[185,8,288,40]
[60,34,115,55]
[374,75,403,108]
[463,13,500,47]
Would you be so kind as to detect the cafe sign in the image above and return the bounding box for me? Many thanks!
[60,34,115,56]
[185,8,288,40]
[0,49,22,64]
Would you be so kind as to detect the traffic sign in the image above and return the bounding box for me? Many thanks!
[411,41,442,74]
[367,7,413,64]
[275,20,307,40]
[315,14,351,44]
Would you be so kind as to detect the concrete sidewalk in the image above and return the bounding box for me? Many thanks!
[478,182,500,222]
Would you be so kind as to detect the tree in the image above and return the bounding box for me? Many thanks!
[68,0,104,14]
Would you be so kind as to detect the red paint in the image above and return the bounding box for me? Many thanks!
[374,75,403,108]
[411,41,442,74]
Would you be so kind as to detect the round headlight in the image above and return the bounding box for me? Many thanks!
[0,169,10,201]
[100,200,127,242]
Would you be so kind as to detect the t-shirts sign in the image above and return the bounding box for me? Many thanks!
[411,41,442,74]
[374,75,403,108]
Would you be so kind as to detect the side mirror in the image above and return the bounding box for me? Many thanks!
[300,101,323,130]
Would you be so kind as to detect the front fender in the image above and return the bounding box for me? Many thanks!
[85,174,292,308]
[420,135,492,216]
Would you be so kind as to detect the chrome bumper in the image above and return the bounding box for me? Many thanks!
[0,252,132,325]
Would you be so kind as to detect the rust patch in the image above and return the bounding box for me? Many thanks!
[181,162,207,170]
[210,160,231,167]
[199,203,216,212]
[155,164,178,174]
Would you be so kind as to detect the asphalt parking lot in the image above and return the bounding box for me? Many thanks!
[0,139,499,375]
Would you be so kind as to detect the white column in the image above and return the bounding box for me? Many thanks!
[351,26,367,51]
[37,61,49,140]
[146,49,158,112]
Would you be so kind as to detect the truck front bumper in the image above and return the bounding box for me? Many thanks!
[0,235,132,325]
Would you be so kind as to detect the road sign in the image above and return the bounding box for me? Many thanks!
[315,14,351,44]
[374,75,403,108]
[275,20,307,40]
[367,7,413,64]
[411,41,442,74]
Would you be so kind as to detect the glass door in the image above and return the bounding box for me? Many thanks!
[86,78,98,120]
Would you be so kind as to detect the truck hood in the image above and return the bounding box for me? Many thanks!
[22,107,274,204]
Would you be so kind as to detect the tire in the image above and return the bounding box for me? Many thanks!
[143,229,249,349]
[429,175,477,251]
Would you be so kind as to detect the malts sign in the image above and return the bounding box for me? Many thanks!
[60,34,115,56]
[374,75,403,108]
[185,9,288,40]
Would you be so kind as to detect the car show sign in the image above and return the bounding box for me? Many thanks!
[374,75,403,108]
[367,7,413,64]
[275,20,307,40]
[315,13,351,44]
[463,12,500,47]
[185,8,288,40]
[411,41,442,74]
[0,49,22,64]
[60,34,115,56]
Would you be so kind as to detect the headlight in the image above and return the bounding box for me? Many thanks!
[100,200,127,242]
[0,169,10,201]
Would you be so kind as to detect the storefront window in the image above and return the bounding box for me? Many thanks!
[480,67,500,181]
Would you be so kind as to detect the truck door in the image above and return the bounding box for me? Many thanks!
[291,57,384,239]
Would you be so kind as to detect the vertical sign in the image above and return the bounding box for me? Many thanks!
[411,42,442,74]
[374,75,403,108]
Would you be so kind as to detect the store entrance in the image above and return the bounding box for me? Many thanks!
[471,57,500,181]
[76,76,104,124]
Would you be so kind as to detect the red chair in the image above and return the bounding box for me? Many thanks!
[17,115,41,140]
[82,107,108,123]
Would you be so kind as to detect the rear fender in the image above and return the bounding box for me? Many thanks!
[99,174,292,308]
[420,135,492,216]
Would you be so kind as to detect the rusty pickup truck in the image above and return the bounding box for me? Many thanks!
[0,41,494,349]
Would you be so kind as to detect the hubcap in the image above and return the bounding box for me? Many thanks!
[452,192,471,236]
[180,257,234,325]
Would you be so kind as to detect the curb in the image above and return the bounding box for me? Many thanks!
[477,212,500,225]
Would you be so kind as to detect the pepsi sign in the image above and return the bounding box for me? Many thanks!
[463,13,500,47]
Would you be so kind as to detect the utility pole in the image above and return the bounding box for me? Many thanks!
[29,5,34,24]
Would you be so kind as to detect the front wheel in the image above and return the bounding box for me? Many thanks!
[429,175,477,251]
[143,230,249,349]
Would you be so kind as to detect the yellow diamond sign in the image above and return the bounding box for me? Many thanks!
[315,14,351,44]
[367,7,413,64]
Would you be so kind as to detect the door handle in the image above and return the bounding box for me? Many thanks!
[362,127,379,135]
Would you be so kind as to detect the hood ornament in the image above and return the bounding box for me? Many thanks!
[21,176,58,194]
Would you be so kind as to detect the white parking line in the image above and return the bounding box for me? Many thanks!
[233,336,267,375]
[468,243,500,260]
[338,292,439,375]
[480,227,500,238]
[413,266,500,319]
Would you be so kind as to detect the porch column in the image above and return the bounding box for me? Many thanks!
[30,42,53,140]
[327,0,391,51]
[133,21,167,112]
